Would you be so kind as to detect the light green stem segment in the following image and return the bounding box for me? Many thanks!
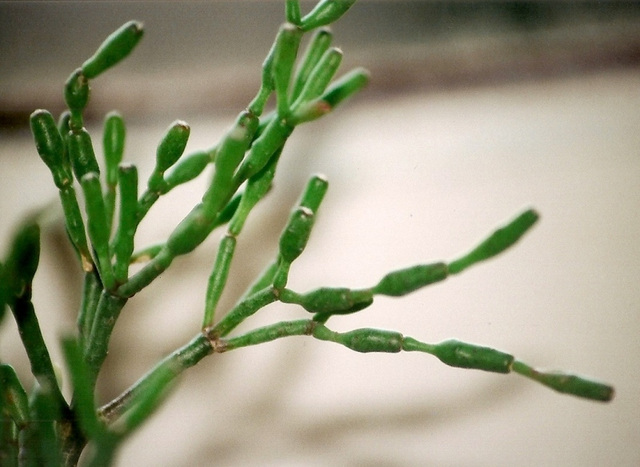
[206,111,259,211]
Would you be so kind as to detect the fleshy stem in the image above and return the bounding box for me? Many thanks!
[101,316,613,427]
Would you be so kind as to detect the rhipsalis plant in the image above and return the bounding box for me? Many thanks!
[1,1,614,465]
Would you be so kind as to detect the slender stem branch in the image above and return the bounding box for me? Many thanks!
[77,270,102,350]
[9,295,68,413]
[83,291,128,388]
[99,334,212,423]
[209,288,278,337]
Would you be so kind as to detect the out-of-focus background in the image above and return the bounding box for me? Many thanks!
[2,2,639,466]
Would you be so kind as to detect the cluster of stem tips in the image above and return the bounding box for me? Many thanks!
[1,1,613,466]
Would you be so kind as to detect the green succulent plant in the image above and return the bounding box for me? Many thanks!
[0,1,613,466]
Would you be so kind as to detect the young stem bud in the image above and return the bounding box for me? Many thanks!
[149,120,190,192]
[286,0,302,25]
[206,111,259,208]
[448,209,539,274]
[81,20,144,79]
[113,164,139,284]
[64,69,90,113]
[234,117,293,183]
[291,28,333,102]
[68,128,100,181]
[512,360,614,402]
[272,23,303,116]
[6,221,40,299]
[278,206,315,264]
[298,174,329,213]
[30,110,71,189]
[291,67,370,124]
[300,0,357,31]
[164,150,212,191]
[81,173,115,290]
[292,47,343,109]
[103,111,126,188]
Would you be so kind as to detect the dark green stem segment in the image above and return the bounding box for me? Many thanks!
[432,339,514,374]
[27,385,63,467]
[62,338,104,441]
[30,109,71,189]
[0,364,29,429]
[5,223,68,413]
